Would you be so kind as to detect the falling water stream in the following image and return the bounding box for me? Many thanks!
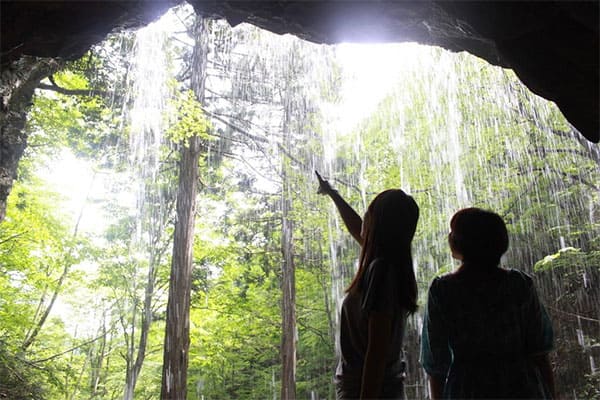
[137,9,598,397]
[127,20,171,250]
[119,17,176,400]
[33,5,599,399]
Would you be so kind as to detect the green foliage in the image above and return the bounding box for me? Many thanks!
[188,227,281,399]
[0,177,95,399]
[533,247,599,399]
[27,64,123,166]
[1,180,69,329]
[0,339,45,399]
[534,247,600,272]
[3,38,133,400]
[166,90,212,146]
[580,371,600,400]
[4,11,598,399]
[53,70,90,91]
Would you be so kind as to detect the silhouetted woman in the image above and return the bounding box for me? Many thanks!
[316,171,419,399]
[421,208,556,399]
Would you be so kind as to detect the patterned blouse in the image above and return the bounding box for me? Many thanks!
[420,268,554,399]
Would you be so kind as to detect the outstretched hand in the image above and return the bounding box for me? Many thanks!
[315,170,363,244]
[315,170,334,195]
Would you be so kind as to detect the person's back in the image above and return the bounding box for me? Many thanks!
[421,208,556,399]
[336,258,408,398]
[425,268,553,398]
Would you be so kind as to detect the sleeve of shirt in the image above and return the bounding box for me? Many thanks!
[360,259,396,314]
[522,275,554,356]
[420,278,451,378]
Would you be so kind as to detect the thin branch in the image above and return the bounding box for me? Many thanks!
[221,151,281,185]
[37,77,106,97]
[529,167,599,191]
[546,305,600,324]
[295,318,331,347]
[546,128,575,141]
[0,231,27,245]
[204,108,268,144]
[501,171,544,222]
[529,147,591,159]
[276,142,304,169]
[30,328,116,364]
[169,34,192,48]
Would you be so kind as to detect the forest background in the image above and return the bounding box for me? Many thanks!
[1,5,599,400]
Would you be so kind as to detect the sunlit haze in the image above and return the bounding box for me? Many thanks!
[42,40,428,227]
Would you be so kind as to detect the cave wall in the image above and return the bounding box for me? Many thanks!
[0,1,598,221]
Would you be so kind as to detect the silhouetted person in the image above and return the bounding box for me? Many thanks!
[316,171,419,399]
[421,207,556,399]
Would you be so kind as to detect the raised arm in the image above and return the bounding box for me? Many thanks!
[315,171,363,244]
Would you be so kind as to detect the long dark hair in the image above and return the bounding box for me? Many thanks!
[347,189,419,313]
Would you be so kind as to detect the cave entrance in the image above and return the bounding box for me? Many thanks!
[2,4,599,399]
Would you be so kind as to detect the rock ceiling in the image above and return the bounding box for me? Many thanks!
[2,0,598,142]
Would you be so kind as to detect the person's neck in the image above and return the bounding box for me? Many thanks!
[457,261,500,275]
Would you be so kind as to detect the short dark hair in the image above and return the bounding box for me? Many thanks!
[449,207,509,266]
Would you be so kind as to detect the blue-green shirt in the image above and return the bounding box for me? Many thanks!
[420,268,553,399]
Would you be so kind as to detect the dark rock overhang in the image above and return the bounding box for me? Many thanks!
[1,1,599,142]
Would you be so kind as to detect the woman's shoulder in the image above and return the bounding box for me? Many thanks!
[424,274,459,307]
[432,267,533,282]
[429,269,463,285]
[501,268,539,300]
[503,268,535,287]
[427,272,457,295]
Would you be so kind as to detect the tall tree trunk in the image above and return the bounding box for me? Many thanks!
[89,314,108,398]
[160,133,201,400]
[124,242,165,399]
[0,57,60,222]
[280,100,297,400]
[160,15,208,400]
